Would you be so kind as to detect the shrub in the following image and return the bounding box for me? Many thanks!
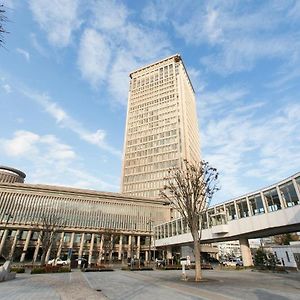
[45,265,60,273]
[31,266,71,274]
[58,266,71,273]
[11,267,25,273]
[31,267,46,274]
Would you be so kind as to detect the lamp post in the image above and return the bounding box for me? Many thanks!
[147,216,154,265]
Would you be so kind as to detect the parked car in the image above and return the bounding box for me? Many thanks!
[222,259,243,267]
[48,258,68,266]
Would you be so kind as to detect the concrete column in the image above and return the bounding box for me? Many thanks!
[276,186,286,209]
[45,243,52,263]
[88,233,95,267]
[20,230,32,262]
[98,234,104,263]
[109,234,113,262]
[145,250,149,262]
[33,235,41,263]
[137,235,140,259]
[260,192,268,213]
[245,196,252,216]
[77,233,85,269]
[118,234,123,260]
[292,178,300,201]
[239,237,253,267]
[69,232,75,249]
[166,246,172,262]
[0,229,8,255]
[78,233,85,259]
[128,235,132,258]
[233,201,239,219]
[9,230,20,260]
[56,232,65,258]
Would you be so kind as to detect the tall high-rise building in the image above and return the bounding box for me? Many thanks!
[121,54,201,198]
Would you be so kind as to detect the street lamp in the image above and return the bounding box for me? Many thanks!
[147,216,154,265]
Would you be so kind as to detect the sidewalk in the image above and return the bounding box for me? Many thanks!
[0,270,107,300]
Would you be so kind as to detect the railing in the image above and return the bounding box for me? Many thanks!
[155,173,300,240]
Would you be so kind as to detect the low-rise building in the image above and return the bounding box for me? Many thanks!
[0,166,170,266]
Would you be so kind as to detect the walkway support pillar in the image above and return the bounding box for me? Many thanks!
[239,237,253,267]
[166,246,172,265]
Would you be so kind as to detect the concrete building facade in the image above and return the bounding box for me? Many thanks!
[0,167,170,266]
[121,54,201,198]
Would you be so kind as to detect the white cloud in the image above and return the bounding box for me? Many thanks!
[198,86,248,121]
[201,92,300,202]
[16,48,30,61]
[0,130,118,191]
[107,50,138,105]
[2,130,40,156]
[91,0,128,30]
[170,2,300,74]
[77,29,111,87]
[75,1,171,104]
[29,0,81,47]
[2,83,11,93]
[21,88,121,157]
[30,33,49,57]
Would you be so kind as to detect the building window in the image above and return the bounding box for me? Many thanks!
[280,182,299,207]
[226,203,237,220]
[236,199,249,218]
[249,194,265,215]
[264,188,281,212]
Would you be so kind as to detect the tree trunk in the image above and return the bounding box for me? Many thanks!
[192,229,202,281]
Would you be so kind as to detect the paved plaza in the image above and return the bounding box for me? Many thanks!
[0,269,299,300]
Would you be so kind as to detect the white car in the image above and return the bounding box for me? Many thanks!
[222,259,243,267]
[48,258,68,266]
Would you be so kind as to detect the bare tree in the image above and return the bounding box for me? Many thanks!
[39,214,63,265]
[102,229,117,264]
[160,160,219,281]
[0,4,8,47]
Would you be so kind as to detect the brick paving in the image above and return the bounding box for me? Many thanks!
[0,270,106,300]
[0,269,300,300]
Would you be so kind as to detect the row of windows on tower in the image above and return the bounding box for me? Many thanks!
[125,151,179,167]
[131,78,176,95]
[123,170,171,183]
[123,180,166,193]
[128,109,177,128]
[126,137,178,153]
[126,129,177,147]
[125,143,178,160]
[129,95,176,117]
[127,116,178,134]
[130,88,176,110]
[127,122,177,136]
[131,64,175,90]
[130,83,176,105]
[124,159,179,175]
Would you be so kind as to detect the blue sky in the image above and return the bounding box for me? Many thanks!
[1,0,300,204]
